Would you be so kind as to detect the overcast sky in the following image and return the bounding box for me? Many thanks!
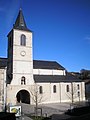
[0,0,90,72]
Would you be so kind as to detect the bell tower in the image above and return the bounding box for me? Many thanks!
[7,9,34,85]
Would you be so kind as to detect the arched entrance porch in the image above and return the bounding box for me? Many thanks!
[16,89,30,104]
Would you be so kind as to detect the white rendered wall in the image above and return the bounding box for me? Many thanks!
[30,82,86,104]
[60,82,85,102]
[6,81,85,105]
[11,29,34,85]
[0,69,4,103]
[33,69,66,75]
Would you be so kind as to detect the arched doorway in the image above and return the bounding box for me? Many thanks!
[16,90,30,104]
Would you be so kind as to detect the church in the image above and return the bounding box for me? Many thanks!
[0,9,85,105]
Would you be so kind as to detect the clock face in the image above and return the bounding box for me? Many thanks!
[20,51,26,56]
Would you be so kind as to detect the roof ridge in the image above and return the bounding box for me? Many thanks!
[33,59,56,62]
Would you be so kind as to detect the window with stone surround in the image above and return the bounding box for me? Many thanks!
[21,76,26,85]
[20,34,26,46]
[39,86,43,94]
[53,85,56,93]
[77,84,80,90]
[78,91,80,97]
[66,85,69,92]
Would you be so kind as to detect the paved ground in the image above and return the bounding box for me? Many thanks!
[20,102,70,115]
[16,115,32,120]
[15,102,71,120]
[0,102,88,120]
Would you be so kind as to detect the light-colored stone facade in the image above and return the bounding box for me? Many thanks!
[0,69,4,104]
[7,29,34,85]
[6,81,85,105]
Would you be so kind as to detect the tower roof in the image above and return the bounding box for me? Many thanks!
[13,9,31,32]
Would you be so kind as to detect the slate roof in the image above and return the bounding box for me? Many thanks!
[13,9,31,32]
[0,58,81,82]
[34,72,82,83]
[0,58,65,70]
[33,60,65,70]
[0,58,7,68]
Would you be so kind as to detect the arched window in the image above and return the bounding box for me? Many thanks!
[77,84,80,90]
[78,91,80,97]
[66,85,69,92]
[20,34,26,46]
[39,86,43,94]
[21,76,26,85]
[53,85,56,93]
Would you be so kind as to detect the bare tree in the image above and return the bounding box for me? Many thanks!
[30,83,43,117]
[66,82,80,108]
[80,69,90,80]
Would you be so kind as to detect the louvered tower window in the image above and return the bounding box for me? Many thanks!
[20,34,26,46]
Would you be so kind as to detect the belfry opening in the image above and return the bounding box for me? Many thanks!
[16,90,30,104]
